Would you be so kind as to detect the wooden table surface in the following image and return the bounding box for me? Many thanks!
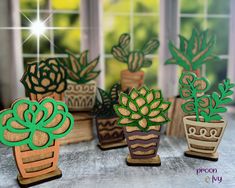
[0,113,234,188]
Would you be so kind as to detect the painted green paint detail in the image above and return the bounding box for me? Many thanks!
[93,83,122,117]
[21,58,67,94]
[111,33,159,72]
[63,50,100,84]
[0,98,74,150]
[165,28,219,71]
[114,86,171,132]
[179,72,235,122]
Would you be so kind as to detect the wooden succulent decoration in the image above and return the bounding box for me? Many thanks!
[63,50,100,84]
[179,72,235,161]
[0,98,74,186]
[165,28,219,72]
[111,33,160,72]
[21,58,67,101]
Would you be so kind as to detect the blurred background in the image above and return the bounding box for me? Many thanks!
[0,0,234,108]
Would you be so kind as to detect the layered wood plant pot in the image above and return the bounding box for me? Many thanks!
[93,83,126,150]
[165,28,219,137]
[63,50,100,111]
[0,98,74,187]
[179,72,235,161]
[21,58,67,101]
[111,33,159,91]
[114,86,171,166]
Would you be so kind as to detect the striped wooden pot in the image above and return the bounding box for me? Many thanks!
[96,117,125,145]
[120,70,144,91]
[65,81,96,111]
[124,126,161,159]
[183,116,227,154]
[29,92,64,102]
[13,141,60,178]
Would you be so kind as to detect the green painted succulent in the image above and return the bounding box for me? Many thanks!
[63,50,101,84]
[165,28,219,71]
[114,86,171,131]
[111,33,160,72]
[0,98,74,150]
[179,72,235,122]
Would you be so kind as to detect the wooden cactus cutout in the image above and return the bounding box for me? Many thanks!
[111,33,159,72]
[165,28,220,71]
[21,58,67,95]
[63,50,100,84]
[114,86,171,131]
[0,98,74,150]
[179,72,235,122]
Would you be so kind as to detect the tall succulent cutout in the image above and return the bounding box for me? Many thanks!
[63,50,100,84]
[0,98,74,150]
[165,28,220,71]
[114,86,171,131]
[111,33,160,72]
[179,72,235,122]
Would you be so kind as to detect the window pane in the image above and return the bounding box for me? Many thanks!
[208,0,230,14]
[20,0,47,10]
[52,0,80,10]
[143,56,158,89]
[53,13,80,27]
[180,0,205,14]
[104,16,130,54]
[133,16,159,52]
[103,0,131,13]
[207,18,229,55]
[206,59,228,93]
[134,0,159,13]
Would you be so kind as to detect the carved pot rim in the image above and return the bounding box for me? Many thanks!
[183,116,226,125]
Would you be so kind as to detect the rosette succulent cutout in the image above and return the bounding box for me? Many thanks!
[0,98,74,150]
[63,50,100,84]
[111,33,160,72]
[114,86,171,131]
[166,28,219,71]
[21,58,67,94]
[179,72,235,122]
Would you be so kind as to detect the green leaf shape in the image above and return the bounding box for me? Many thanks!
[165,28,219,71]
[63,50,100,84]
[21,58,67,94]
[179,72,235,122]
[0,98,74,150]
[111,33,159,72]
[114,86,171,132]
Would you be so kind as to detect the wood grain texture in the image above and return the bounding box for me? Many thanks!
[0,113,235,188]
[120,70,144,91]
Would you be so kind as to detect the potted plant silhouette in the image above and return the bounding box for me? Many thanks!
[21,58,67,101]
[111,33,159,91]
[0,98,74,187]
[63,50,100,111]
[114,86,171,166]
[93,83,126,150]
[179,72,235,161]
[165,28,220,137]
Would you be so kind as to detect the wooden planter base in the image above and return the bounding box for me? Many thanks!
[184,150,219,161]
[17,168,62,188]
[97,139,127,150]
[126,154,161,166]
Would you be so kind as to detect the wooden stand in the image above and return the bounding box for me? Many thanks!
[59,112,94,145]
[166,96,186,137]
[97,139,127,150]
[17,168,62,188]
[184,150,219,161]
[126,154,161,166]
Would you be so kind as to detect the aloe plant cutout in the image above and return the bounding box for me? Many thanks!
[114,86,171,131]
[63,50,100,84]
[93,83,121,117]
[165,28,219,71]
[0,98,74,150]
[111,33,160,72]
[21,58,67,94]
[179,72,235,122]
